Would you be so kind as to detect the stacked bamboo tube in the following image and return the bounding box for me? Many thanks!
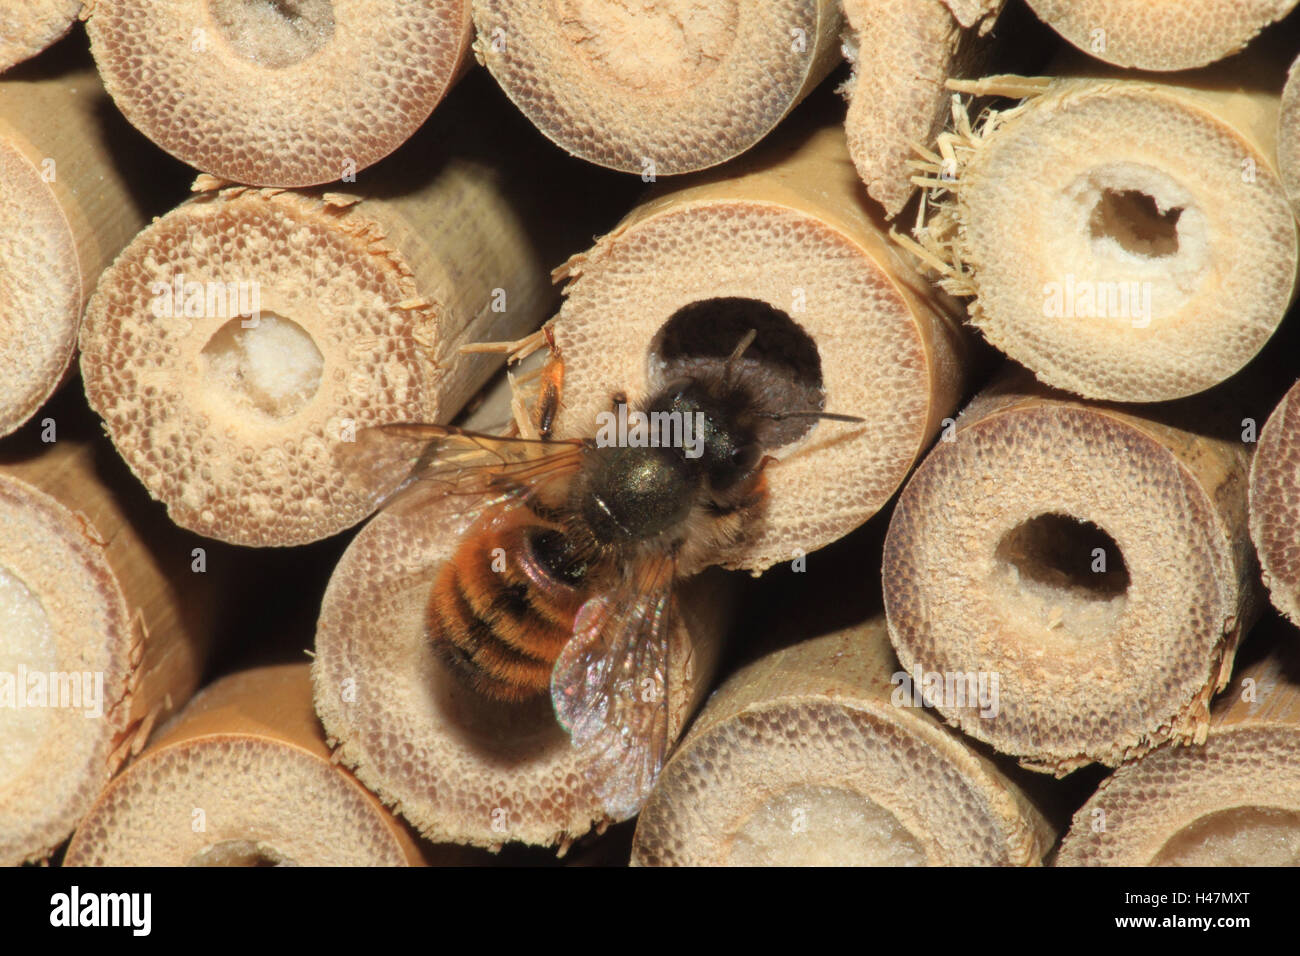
[839,0,1002,217]
[1058,627,1300,865]
[84,0,474,186]
[547,110,969,573]
[0,54,164,437]
[0,409,218,865]
[471,0,843,175]
[632,619,1055,866]
[64,665,454,866]
[78,74,632,548]
[0,1,80,73]
[1282,52,1300,212]
[905,64,1299,402]
[1024,0,1299,71]
[882,370,1260,775]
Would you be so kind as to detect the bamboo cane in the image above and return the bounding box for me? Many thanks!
[882,369,1261,776]
[0,54,165,437]
[1057,623,1300,865]
[0,0,79,72]
[840,0,1002,218]
[631,618,1055,866]
[78,74,633,547]
[1280,51,1300,213]
[0,412,216,865]
[312,481,735,851]
[1023,0,1298,71]
[907,66,1299,402]
[84,0,473,187]
[470,0,843,175]
[1248,378,1300,626]
[64,664,454,865]
[547,111,970,573]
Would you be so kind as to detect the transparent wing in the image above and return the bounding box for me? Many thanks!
[334,422,586,520]
[551,556,676,822]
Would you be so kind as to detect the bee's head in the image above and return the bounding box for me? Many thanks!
[645,378,762,492]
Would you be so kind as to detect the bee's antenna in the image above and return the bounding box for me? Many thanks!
[724,329,758,387]
[756,410,866,423]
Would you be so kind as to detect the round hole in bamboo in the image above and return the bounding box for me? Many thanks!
[1088,189,1183,259]
[188,839,299,867]
[554,0,737,95]
[1150,806,1300,867]
[0,565,56,783]
[728,784,926,867]
[648,296,824,449]
[207,0,336,69]
[993,513,1131,639]
[199,312,324,422]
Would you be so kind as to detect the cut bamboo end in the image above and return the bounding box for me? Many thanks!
[78,82,596,548]
[632,619,1055,866]
[1281,53,1300,212]
[840,0,1000,218]
[916,74,1298,402]
[65,664,431,866]
[0,0,79,72]
[312,498,731,851]
[85,0,472,186]
[882,373,1259,776]
[0,60,156,437]
[1058,631,1300,865]
[471,0,842,174]
[0,432,213,865]
[550,119,968,573]
[1248,379,1300,625]
[1024,0,1298,71]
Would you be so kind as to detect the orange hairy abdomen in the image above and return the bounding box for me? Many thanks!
[428,507,587,702]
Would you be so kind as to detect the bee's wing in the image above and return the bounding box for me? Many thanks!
[335,422,586,520]
[551,556,676,822]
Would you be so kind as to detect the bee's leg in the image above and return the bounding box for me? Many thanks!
[535,327,565,440]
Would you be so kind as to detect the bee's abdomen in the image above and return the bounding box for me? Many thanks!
[428,512,587,703]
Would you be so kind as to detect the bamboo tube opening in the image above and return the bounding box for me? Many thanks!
[1151,806,1300,866]
[86,0,472,186]
[727,784,927,867]
[917,79,1297,402]
[883,377,1257,774]
[993,513,1131,636]
[208,0,336,69]
[199,313,325,422]
[1249,379,1300,623]
[471,0,842,174]
[0,475,133,865]
[1023,0,1299,71]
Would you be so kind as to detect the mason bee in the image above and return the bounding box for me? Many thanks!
[339,326,860,820]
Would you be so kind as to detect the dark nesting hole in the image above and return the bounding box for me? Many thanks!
[1089,189,1183,258]
[649,297,825,449]
[995,513,1130,602]
[188,839,295,866]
